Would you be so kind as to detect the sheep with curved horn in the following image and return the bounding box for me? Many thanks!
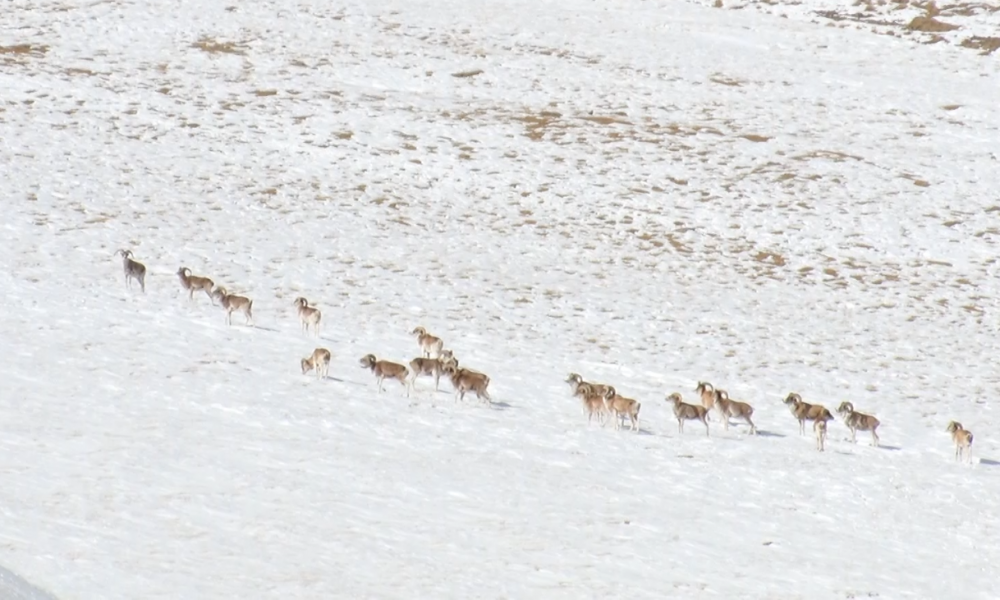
[115,249,146,293]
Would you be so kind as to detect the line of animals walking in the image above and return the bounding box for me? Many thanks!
[113,248,979,464]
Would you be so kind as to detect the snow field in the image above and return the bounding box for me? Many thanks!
[3,0,1000,598]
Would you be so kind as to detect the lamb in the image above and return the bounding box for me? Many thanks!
[946,421,974,464]
[837,402,880,447]
[666,392,710,437]
[301,348,332,379]
[574,382,609,426]
[294,297,322,336]
[441,363,491,405]
[783,393,834,436]
[211,286,253,326]
[714,390,757,435]
[359,354,410,397]
[115,249,147,293]
[438,349,460,369]
[409,357,451,391]
[411,326,444,358]
[177,267,215,303]
[602,386,641,432]
[815,418,828,452]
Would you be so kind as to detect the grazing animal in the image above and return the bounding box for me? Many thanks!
[115,249,147,293]
[411,326,444,358]
[695,381,720,418]
[815,419,828,452]
[667,392,710,437]
[359,354,410,396]
[714,390,757,435]
[177,267,215,303]
[566,372,613,399]
[301,348,331,379]
[573,382,609,425]
[294,297,322,336]
[946,421,974,464]
[603,386,641,432]
[783,393,834,435]
[211,286,253,326]
[409,357,450,391]
[837,402,880,447]
[442,363,491,405]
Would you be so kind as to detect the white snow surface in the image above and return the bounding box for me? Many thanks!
[0,565,58,600]
[2,0,1000,598]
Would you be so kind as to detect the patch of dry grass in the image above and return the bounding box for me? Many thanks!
[1,43,49,65]
[906,15,960,31]
[191,36,248,56]
[960,36,1000,54]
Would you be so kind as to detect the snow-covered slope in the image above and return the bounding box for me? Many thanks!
[0,565,58,600]
[2,0,999,598]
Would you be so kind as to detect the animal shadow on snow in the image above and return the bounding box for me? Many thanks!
[978,457,1000,467]
[838,437,901,451]
[754,429,787,439]
[875,444,902,451]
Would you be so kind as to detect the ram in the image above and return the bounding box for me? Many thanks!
[837,402,880,447]
[411,326,444,358]
[115,249,147,293]
[294,297,322,336]
[177,267,215,303]
[211,286,253,326]
[359,354,411,397]
[603,386,641,432]
[714,390,757,435]
[946,421,974,464]
[783,393,834,436]
[442,363,491,405]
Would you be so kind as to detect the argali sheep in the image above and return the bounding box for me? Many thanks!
[603,386,641,432]
[442,363,491,405]
[695,381,721,421]
[837,402,880,447]
[566,372,614,400]
[667,392,710,437]
[411,326,444,358]
[815,418,828,452]
[211,286,254,326]
[783,393,834,436]
[177,267,215,303]
[115,249,147,293]
[714,390,757,435]
[409,356,451,392]
[294,297,322,336]
[946,421,974,464]
[574,382,609,426]
[301,348,331,379]
[359,354,411,396]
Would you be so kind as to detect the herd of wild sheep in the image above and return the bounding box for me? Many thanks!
[114,248,978,464]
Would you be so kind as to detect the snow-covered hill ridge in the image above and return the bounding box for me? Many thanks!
[2,0,999,598]
[690,0,1000,55]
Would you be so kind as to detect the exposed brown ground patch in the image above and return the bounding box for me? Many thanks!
[1,43,48,65]
[906,16,960,31]
[718,0,998,54]
[960,36,1000,54]
[192,36,248,56]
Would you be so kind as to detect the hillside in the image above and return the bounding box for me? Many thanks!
[2,0,999,598]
